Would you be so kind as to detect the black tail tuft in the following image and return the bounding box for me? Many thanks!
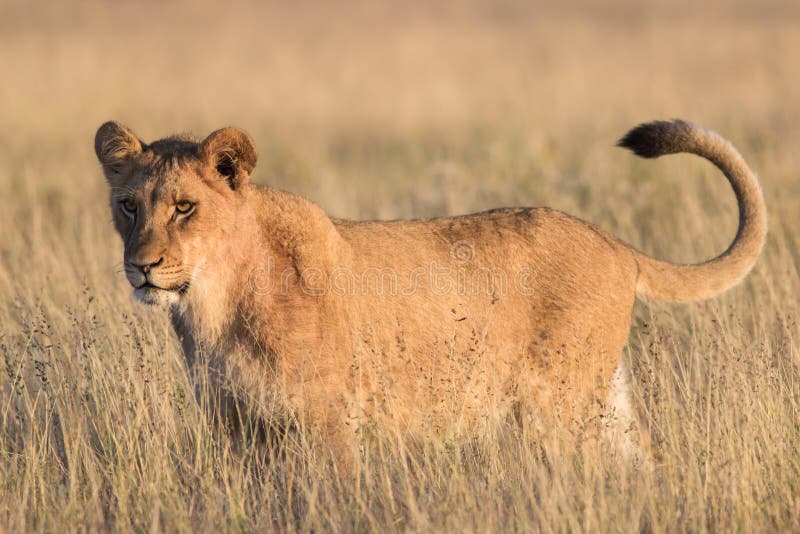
[617,119,694,159]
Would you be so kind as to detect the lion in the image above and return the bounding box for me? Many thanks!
[95,119,766,468]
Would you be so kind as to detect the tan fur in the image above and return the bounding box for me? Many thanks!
[95,119,766,467]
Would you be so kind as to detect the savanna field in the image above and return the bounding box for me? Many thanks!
[1,0,799,530]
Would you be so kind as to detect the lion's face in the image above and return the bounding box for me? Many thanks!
[95,122,257,307]
[110,161,228,307]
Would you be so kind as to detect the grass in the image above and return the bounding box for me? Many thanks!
[1,0,799,530]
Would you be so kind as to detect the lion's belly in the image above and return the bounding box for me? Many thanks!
[330,272,637,438]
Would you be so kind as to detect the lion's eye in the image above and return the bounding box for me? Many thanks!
[175,201,194,215]
[121,199,137,215]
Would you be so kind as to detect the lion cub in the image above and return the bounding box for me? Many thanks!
[95,120,765,467]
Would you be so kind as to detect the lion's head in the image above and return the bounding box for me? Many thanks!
[95,122,257,307]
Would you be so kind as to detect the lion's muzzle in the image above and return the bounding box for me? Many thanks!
[124,257,189,306]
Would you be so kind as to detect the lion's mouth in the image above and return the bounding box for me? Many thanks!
[135,281,190,293]
[133,281,190,306]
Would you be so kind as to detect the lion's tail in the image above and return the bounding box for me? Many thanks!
[617,120,767,302]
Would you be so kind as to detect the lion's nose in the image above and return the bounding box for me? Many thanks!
[131,256,164,274]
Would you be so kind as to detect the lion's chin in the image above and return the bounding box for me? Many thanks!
[133,286,180,307]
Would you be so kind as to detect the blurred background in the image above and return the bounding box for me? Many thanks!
[0,0,798,530]
[1,0,798,215]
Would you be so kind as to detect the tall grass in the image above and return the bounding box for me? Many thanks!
[0,0,798,530]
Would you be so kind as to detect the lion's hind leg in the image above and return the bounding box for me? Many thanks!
[604,358,652,468]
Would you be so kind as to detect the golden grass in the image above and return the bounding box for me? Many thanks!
[1,0,799,530]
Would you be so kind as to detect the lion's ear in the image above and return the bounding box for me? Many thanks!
[94,121,144,182]
[199,127,257,190]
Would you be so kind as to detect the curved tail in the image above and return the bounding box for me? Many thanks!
[618,120,767,302]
